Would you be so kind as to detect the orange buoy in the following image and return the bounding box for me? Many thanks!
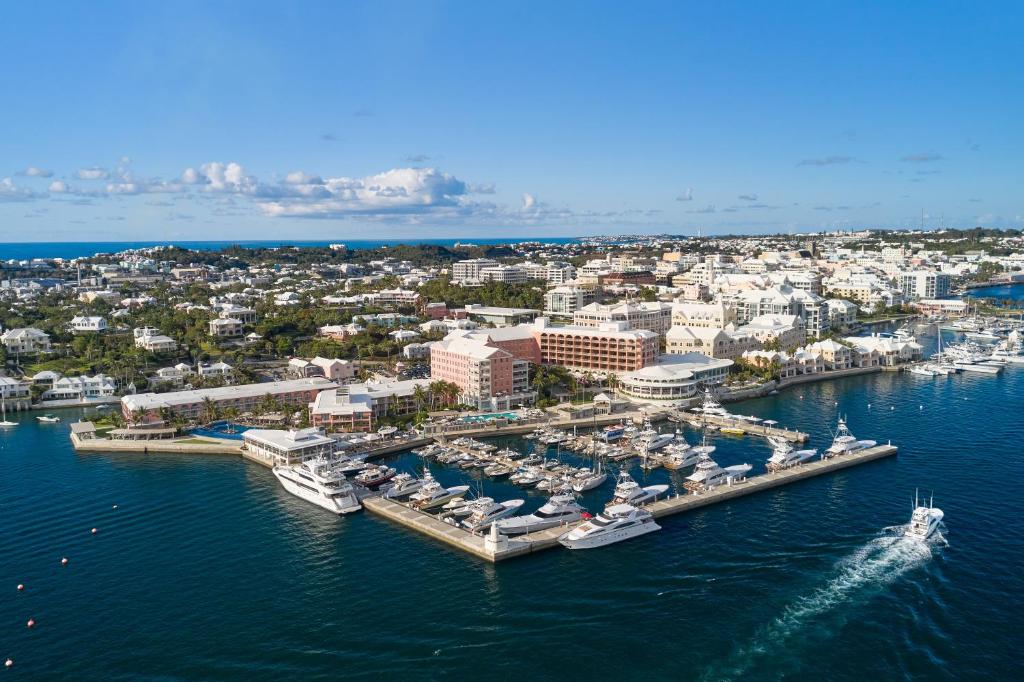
[26,619,35,629]
[91,528,98,535]
[17,584,24,591]
[61,557,69,566]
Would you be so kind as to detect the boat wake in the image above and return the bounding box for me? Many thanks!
[704,527,940,681]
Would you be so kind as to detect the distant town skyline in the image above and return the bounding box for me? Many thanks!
[2,1,1022,241]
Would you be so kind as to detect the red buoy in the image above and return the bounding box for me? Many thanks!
[61,557,69,566]
[26,619,35,629]
[17,584,24,591]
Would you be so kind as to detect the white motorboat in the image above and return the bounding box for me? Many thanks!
[272,458,362,514]
[335,455,371,476]
[558,504,661,549]
[570,459,608,492]
[825,418,876,456]
[410,475,470,510]
[461,498,525,532]
[36,414,61,423]
[660,436,700,470]
[904,490,944,541]
[765,440,818,472]
[693,387,729,416]
[382,472,426,499]
[608,471,669,507]
[599,424,626,441]
[496,492,587,535]
[683,449,752,492]
[441,496,487,519]
[632,421,675,452]
[909,365,941,377]
[354,465,397,489]
[483,463,514,478]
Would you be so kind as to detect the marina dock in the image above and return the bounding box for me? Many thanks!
[669,410,810,442]
[362,443,897,562]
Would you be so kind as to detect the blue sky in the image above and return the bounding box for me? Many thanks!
[1,1,1022,241]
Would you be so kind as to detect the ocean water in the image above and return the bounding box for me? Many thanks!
[2,366,1022,679]
[0,238,579,261]
[965,284,1024,302]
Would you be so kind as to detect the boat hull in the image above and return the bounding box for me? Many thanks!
[559,520,661,549]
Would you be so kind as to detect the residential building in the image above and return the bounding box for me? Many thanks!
[0,376,31,409]
[70,316,108,333]
[736,314,805,349]
[671,301,737,328]
[451,258,500,284]
[1,327,51,354]
[531,318,658,372]
[665,326,759,360]
[804,339,853,370]
[543,286,597,316]
[41,374,117,401]
[309,379,433,431]
[430,334,535,410]
[461,304,540,326]
[208,317,244,338]
[478,264,529,284]
[899,271,952,300]
[134,327,178,353]
[572,301,673,335]
[741,350,798,379]
[826,299,859,330]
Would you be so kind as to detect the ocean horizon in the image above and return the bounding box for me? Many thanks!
[0,237,582,261]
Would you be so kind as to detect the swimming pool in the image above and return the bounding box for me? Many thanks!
[189,421,252,441]
[458,412,519,424]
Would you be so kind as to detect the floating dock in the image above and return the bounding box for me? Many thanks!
[670,410,810,442]
[362,443,897,562]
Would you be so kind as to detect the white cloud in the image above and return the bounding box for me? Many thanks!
[48,180,69,193]
[75,166,110,180]
[283,171,323,185]
[0,177,40,202]
[18,166,53,178]
[521,193,537,211]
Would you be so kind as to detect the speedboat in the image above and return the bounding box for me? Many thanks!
[410,475,470,510]
[496,492,587,535]
[825,418,876,456]
[383,473,426,499]
[558,504,661,549]
[904,490,944,541]
[765,440,817,472]
[608,471,669,507]
[354,465,397,489]
[461,498,525,532]
[272,458,362,514]
[36,414,61,423]
[683,450,752,492]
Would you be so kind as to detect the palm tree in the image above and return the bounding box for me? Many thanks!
[412,384,427,413]
[201,397,219,424]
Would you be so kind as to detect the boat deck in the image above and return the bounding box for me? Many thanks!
[670,410,810,442]
[362,443,897,562]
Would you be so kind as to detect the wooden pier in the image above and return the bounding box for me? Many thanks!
[362,443,897,562]
[670,410,810,442]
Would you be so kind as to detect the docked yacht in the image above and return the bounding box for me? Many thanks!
[570,461,609,492]
[608,471,669,507]
[904,490,944,541]
[633,422,675,452]
[461,498,525,532]
[683,450,752,492]
[825,418,876,457]
[558,504,661,549]
[600,424,626,442]
[335,456,371,476]
[765,440,818,472]
[354,465,397,489]
[483,463,514,478]
[272,458,362,514]
[693,387,729,417]
[661,441,701,470]
[909,364,942,377]
[382,472,427,499]
[496,492,587,535]
[409,474,470,510]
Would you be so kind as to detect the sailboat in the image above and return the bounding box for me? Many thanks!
[0,397,17,428]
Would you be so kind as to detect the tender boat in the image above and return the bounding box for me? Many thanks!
[272,458,362,514]
[496,492,587,535]
[608,471,669,507]
[36,414,61,423]
[558,504,661,549]
[904,490,944,541]
[765,439,818,472]
[461,498,525,532]
[825,418,876,456]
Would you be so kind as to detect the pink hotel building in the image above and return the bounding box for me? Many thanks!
[430,318,658,409]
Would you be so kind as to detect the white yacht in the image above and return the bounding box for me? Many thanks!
[608,471,669,507]
[661,438,701,470]
[570,460,608,492]
[409,474,470,510]
[693,387,729,416]
[825,418,876,456]
[496,492,587,535]
[683,450,752,492]
[558,504,661,549]
[765,439,818,472]
[633,422,675,452]
[382,472,426,499]
[904,490,944,541]
[461,498,525,532]
[36,414,61,423]
[272,458,362,514]
[0,398,17,427]
[909,364,942,377]
[354,465,396,489]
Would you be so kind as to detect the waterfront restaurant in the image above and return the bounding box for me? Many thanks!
[242,427,337,466]
[617,353,733,405]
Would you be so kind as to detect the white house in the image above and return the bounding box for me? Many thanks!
[134,327,178,352]
[209,317,244,338]
[41,375,117,401]
[70,316,108,334]
[1,328,51,354]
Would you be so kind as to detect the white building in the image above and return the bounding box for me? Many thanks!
[1,328,51,354]
[70,316,108,333]
[41,374,117,401]
[544,286,597,316]
[451,258,500,284]
[572,301,673,335]
[209,317,244,338]
[899,271,952,300]
[134,327,178,353]
[243,427,337,466]
[617,353,733,405]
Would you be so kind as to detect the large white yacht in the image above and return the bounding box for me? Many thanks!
[496,492,587,535]
[409,473,470,510]
[683,450,752,492]
[461,498,525,532]
[608,471,669,507]
[272,457,362,514]
[904,490,944,541]
[558,504,661,549]
[382,472,426,499]
[633,422,675,452]
[693,387,729,417]
[765,439,818,472]
[825,418,876,457]
[661,437,701,470]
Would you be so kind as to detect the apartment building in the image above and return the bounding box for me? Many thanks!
[531,318,658,372]
[451,258,500,283]
[478,264,529,284]
[899,271,952,300]
[665,326,759,360]
[671,301,737,328]
[572,301,673,336]
[544,286,597,316]
[430,334,534,410]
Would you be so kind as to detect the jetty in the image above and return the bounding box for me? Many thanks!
[362,443,897,562]
[669,410,810,442]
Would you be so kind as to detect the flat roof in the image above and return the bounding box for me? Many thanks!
[123,378,337,411]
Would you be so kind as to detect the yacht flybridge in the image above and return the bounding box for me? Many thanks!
[765,439,817,472]
[683,449,752,492]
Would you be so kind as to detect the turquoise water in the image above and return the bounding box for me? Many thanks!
[458,412,520,423]
[189,421,252,441]
[2,368,1023,679]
